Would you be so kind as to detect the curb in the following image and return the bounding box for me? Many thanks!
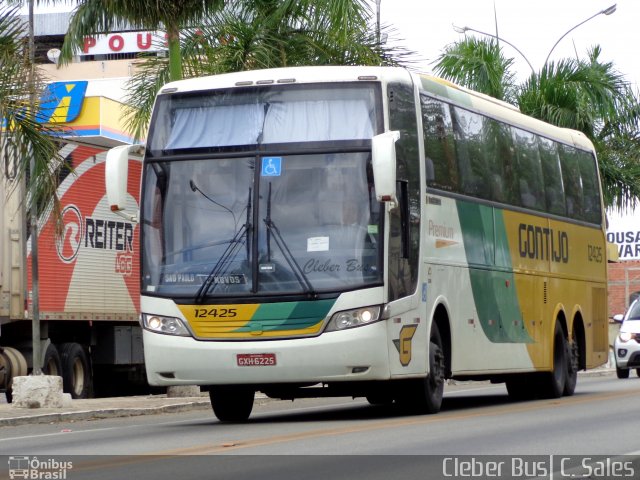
[0,401,211,427]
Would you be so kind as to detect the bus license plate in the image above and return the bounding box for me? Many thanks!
[237,353,276,366]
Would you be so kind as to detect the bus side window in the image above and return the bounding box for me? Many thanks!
[559,145,584,220]
[538,137,566,216]
[451,106,490,200]
[483,120,505,203]
[576,151,602,224]
[421,95,459,193]
[511,128,545,211]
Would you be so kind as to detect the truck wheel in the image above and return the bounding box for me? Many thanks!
[42,343,62,376]
[2,347,27,403]
[60,343,91,398]
[0,350,12,402]
[209,387,254,422]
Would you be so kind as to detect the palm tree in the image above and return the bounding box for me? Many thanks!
[431,37,516,103]
[123,0,414,141]
[433,39,640,211]
[0,4,64,220]
[59,0,225,81]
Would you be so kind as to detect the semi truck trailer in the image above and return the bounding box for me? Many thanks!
[0,142,143,400]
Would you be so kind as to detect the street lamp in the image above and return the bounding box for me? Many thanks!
[544,4,617,66]
[452,24,535,74]
[376,0,381,48]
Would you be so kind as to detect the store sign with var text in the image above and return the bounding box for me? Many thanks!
[607,203,640,261]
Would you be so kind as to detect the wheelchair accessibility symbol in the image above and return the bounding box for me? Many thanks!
[261,157,282,177]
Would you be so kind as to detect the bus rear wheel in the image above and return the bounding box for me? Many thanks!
[209,386,255,422]
[563,336,578,396]
[539,323,567,399]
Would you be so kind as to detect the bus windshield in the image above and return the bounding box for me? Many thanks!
[142,152,382,298]
[142,82,383,299]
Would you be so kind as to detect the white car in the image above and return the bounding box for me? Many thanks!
[614,298,640,379]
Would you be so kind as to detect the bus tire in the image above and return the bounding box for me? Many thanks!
[616,367,630,379]
[60,343,91,399]
[398,323,445,414]
[563,337,578,396]
[42,343,62,377]
[637,368,640,378]
[540,323,567,399]
[209,387,254,422]
[423,323,446,413]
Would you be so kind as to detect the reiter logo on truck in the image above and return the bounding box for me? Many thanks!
[56,205,83,263]
[56,205,135,264]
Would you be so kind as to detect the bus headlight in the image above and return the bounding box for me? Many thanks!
[326,306,382,332]
[142,314,191,336]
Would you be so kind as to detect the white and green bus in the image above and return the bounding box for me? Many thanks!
[106,66,608,421]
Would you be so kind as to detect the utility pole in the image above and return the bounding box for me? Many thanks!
[28,0,42,376]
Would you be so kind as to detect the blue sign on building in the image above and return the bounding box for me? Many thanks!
[37,81,89,124]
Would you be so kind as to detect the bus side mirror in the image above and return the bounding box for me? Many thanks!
[105,144,144,223]
[372,131,400,205]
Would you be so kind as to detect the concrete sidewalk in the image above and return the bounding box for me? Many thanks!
[0,394,212,427]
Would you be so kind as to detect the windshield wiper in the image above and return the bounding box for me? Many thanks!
[194,188,252,303]
[263,182,316,296]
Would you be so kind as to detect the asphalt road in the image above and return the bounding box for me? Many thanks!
[1,374,639,480]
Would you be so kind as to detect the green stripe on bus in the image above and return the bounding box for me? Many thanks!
[457,201,532,343]
[233,299,336,332]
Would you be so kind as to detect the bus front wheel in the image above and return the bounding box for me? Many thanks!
[398,323,445,414]
[209,386,255,422]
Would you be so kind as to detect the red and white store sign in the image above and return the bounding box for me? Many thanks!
[80,31,167,55]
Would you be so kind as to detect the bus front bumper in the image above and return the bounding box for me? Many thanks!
[143,320,391,386]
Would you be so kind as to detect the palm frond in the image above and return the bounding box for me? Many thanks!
[432,37,516,103]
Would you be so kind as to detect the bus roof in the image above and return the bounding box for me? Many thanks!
[158,65,412,94]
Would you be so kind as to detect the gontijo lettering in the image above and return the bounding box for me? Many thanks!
[518,223,569,263]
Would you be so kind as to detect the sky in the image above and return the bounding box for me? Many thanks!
[378,0,638,87]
